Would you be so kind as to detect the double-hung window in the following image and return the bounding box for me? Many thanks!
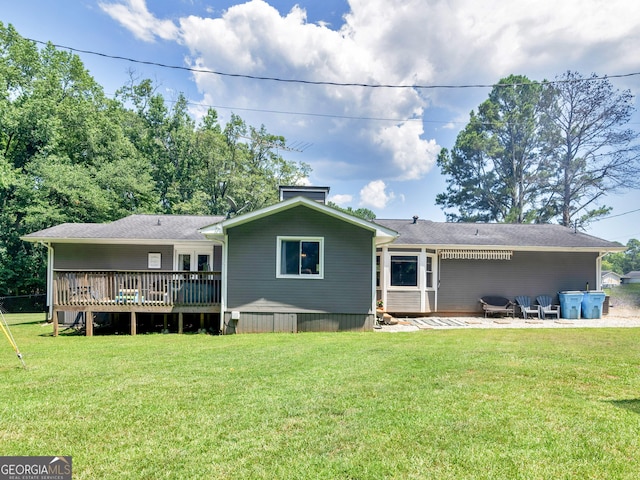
[277,236,323,278]
[426,255,434,289]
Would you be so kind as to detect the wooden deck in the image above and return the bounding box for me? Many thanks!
[52,270,221,336]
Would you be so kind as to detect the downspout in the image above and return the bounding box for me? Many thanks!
[435,250,441,313]
[595,251,611,291]
[40,241,54,321]
[371,237,376,315]
[220,234,228,334]
[419,247,426,313]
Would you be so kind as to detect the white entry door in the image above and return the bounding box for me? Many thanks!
[175,248,213,272]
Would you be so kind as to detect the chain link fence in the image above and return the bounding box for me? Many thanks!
[0,294,47,313]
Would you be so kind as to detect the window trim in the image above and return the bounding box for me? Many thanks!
[389,254,419,289]
[174,247,213,272]
[425,254,434,290]
[276,236,324,279]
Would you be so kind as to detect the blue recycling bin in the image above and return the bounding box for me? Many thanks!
[559,291,584,319]
[581,291,606,319]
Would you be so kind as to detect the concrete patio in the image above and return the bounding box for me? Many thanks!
[376,309,640,332]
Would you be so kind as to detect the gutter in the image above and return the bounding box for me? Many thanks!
[595,251,612,291]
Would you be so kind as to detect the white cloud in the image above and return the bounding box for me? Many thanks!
[360,180,394,209]
[328,194,353,206]
[100,0,179,42]
[100,0,640,195]
[373,121,441,180]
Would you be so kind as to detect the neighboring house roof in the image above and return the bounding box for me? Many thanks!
[374,219,624,251]
[22,214,225,244]
[602,271,622,279]
[199,196,399,245]
[622,271,640,279]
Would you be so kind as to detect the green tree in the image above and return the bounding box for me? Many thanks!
[0,24,157,294]
[436,75,548,223]
[602,239,640,274]
[540,71,640,227]
[117,79,311,216]
[327,202,376,221]
[0,24,311,295]
[438,71,640,227]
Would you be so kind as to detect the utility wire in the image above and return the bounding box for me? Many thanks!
[172,98,430,123]
[591,207,640,222]
[27,37,640,90]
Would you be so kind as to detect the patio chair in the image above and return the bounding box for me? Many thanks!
[514,296,539,319]
[479,296,515,318]
[537,295,560,319]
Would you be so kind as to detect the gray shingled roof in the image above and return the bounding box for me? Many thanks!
[22,214,224,242]
[374,219,623,250]
[23,213,623,250]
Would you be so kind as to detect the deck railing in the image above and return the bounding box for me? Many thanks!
[53,270,221,307]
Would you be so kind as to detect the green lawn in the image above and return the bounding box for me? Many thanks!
[2,314,640,479]
[606,283,640,309]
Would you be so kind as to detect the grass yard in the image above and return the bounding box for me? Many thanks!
[2,314,640,479]
[607,283,640,310]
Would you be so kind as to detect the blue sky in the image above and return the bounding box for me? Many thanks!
[3,0,640,244]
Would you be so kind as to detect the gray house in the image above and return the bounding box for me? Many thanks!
[374,219,624,315]
[22,186,397,335]
[602,270,622,288]
[621,271,640,284]
[22,214,226,335]
[22,186,624,335]
[199,189,397,333]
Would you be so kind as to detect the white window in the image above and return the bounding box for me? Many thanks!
[276,237,324,279]
[390,255,418,287]
[426,255,434,289]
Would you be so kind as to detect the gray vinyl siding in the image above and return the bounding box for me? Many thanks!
[425,290,436,311]
[437,251,597,313]
[387,291,421,312]
[53,244,174,270]
[226,206,374,314]
[211,245,222,271]
[223,312,374,333]
[52,243,222,271]
[297,313,373,332]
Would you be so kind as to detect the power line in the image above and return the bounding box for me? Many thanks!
[174,98,430,123]
[592,207,640,222]
[27,37,640,91]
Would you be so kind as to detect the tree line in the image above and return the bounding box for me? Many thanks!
[436,73,640,227]
[3,22,640,295]
[0,24,310,295]
[603,239,640,275]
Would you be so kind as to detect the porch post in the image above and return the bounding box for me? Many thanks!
[53,309,59,337]
[163,314,168,333]
[85,311,93,336]
[200,312,205,332]
[131,311,136,335]
[178,312,183,334]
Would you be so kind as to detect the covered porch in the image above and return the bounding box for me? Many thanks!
[52,270,221,336]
